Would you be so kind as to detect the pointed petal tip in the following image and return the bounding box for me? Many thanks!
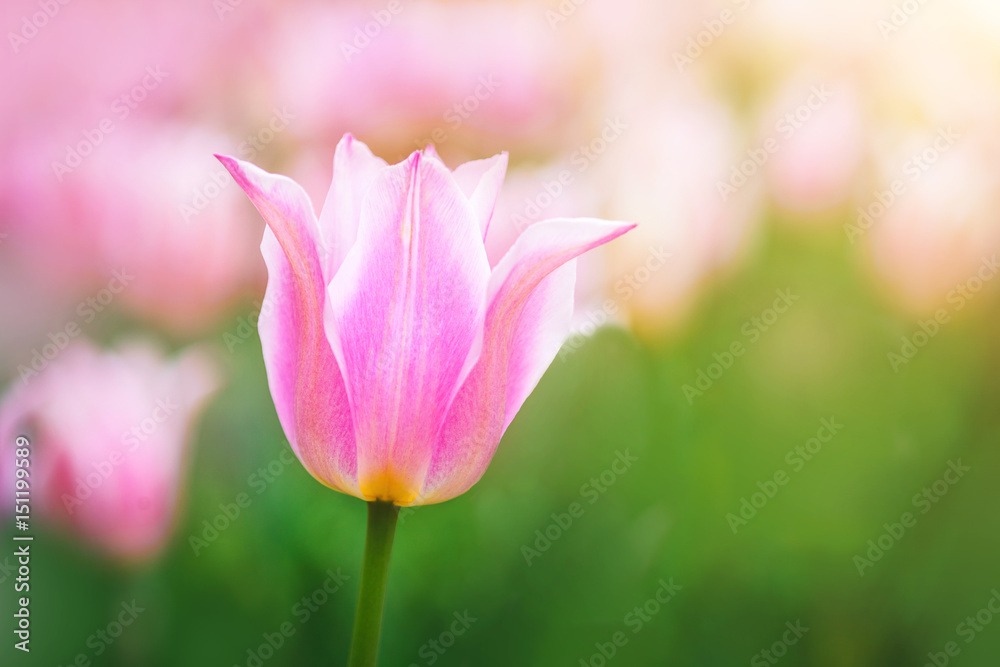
[214,153,237,170]
[214,154,254,193]
[404,148,427,178]
[533,217,638,245]
[489,151,510,180]
[583,219,637,249]
[611,221,638,244]
[337,133,360,153]
[213,153,256,188]
[590,218,637,238]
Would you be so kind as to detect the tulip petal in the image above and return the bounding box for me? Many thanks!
[452,153,508,238]
[325,152,489,504]
[317,134,388,277]
[421,143,444,164]
[416,217,635,504]
[216,155,359,496]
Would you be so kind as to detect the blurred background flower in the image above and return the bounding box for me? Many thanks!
[2,0,1000,665]
[0,340,219,560]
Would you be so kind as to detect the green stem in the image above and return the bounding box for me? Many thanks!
[347,500,399,667]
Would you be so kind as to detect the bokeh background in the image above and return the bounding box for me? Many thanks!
[3,0,1000,665]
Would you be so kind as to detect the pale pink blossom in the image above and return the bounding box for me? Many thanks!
[264,2,583,153]
[857,2,1000,310]
[218,134,633,505]
[0,340,219,560]
[601,94,762,338]
[763,79,867,216]
[2,124,264,334]
[868,143,1000,312]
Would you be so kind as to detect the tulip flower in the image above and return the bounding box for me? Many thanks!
[1,123,264,335]
[0,340,218,561]
[265,3,582,151]
[217,133,633,666]
[602,94,761,338]
[868,142,1000,312]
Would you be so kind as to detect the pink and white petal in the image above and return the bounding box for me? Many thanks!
[216,155,323,281]
[217,154,359,496]
[259,231,359,496]
[452,153,509,238]
[421,144,444,164]
[325,152,489,505]
[317,134,388,278]
[416,260,576,505]
[488,218,634,427]
[415,217,635,505]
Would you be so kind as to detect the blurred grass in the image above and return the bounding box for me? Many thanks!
[3,221,1000,666]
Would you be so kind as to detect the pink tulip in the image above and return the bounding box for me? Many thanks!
[264,2,583,154]
[217,134,633,506]
[601,93,762,338]
[868,142,1000,312]
[1,122,264,335]
[764,80,867,216]
[0,340,219,560]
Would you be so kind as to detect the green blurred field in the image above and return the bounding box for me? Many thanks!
[4,223,1000,666]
